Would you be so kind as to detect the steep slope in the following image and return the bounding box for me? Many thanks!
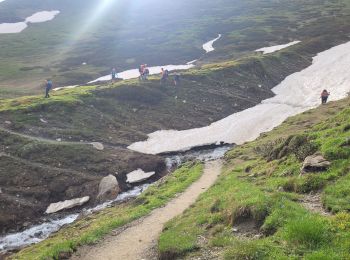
[158,97,350,259]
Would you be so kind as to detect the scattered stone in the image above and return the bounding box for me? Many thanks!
[301,153,331,173]
[40,118,48,123]
[232,228,239,232]
[56,138,62,142]
[126,169,156,184]
[34,231,43,237]
[45,196,90,214]
[4,121,11,125]
[97,175,120,201]
[91,142,104,151]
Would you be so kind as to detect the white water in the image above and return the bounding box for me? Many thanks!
[256,41,301,54]
[203,34,222,53]
[0,10,60,34]
[0,214,79,252]
[0,185,148,253]
[128,41,350,154]
[165,146,232,170]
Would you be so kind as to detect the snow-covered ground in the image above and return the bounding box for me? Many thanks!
[88,64,195,84]
[25,11,60,23]
[256,41,301,54]
[128,40,350,155]
[203,34,222,53]
[0,10,60,34]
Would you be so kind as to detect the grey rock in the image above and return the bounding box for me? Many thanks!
[97,175,120,201]
[91,142,104,151]
[301,153,331,173]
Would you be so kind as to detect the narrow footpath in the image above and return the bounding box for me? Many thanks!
[72,160,223,260]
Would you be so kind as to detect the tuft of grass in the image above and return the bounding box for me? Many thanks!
[282,215,331,249]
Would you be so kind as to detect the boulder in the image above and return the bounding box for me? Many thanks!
[126,169,156,184]
[91,142,104,151]
[45,196,90,214]
[301,153,331,173]
[97,175,120,201]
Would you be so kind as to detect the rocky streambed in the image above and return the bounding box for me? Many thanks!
[0,144,231,254]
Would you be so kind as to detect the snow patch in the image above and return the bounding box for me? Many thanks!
[0,22,27,34]
[0,10,60,34]
[89,64,194,83]
[126,169,155,184]
[256,41,301,54]
[25,11,60,23]
[128,41,350,154]
[203,34,222,53]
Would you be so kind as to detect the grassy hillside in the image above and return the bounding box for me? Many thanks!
[0,32,348,234]
[1,0,350,95]
[158,97,350,259]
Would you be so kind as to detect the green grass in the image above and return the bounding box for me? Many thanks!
[157,97,350,259]
[12,162,203,260]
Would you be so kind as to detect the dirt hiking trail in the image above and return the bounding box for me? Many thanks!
[72,160,223,260]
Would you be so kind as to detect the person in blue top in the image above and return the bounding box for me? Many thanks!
[111,68,117,82]
[45,79,52,98]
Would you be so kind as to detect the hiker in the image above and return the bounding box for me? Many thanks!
[160,68,168,85]
[111,68,117,82]
[143,68,150,80]
[321,89,330,104]
[138,65,143,79]
[139,64,146,80]
[174,74,180,86]
[45,79,52,98]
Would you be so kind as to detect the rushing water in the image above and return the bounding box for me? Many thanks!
[0,184,149,252]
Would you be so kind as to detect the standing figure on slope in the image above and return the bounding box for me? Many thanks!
[45,79,52,98]
[111,68,117,83]
[174,74,180,86]
[321,89,330,104]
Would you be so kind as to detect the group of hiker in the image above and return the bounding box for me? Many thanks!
[160,68,180,85]
[43,68,330,105]
[139,64,150,81]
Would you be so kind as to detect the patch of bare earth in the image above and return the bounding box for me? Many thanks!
[300,192,331,216]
